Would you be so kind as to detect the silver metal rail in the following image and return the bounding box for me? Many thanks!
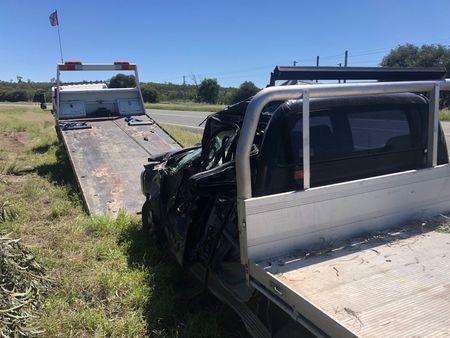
[235,79,450,265]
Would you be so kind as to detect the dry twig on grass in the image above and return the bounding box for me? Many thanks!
[0,232,51,337]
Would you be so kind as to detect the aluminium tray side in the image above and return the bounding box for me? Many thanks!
[244,165,450,262]
[59,115,180,215]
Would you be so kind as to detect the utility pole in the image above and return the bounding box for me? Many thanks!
[344,50,348,83]
[182,75,186,101]
[293,60,297,67]
[338,63,342,83]
[316,56,320,83]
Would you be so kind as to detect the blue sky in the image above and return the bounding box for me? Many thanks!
[1,0,449,87]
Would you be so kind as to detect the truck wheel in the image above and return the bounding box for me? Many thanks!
[142,200,154,233]
[142,200,165,242]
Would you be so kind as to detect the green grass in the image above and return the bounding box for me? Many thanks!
[437,222,450,233]
[0,106,242,337]
[440,108,450,121]
[162,125,203,147]
[145,101,225,112]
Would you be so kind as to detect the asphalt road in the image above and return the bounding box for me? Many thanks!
[0,103,40,108]
[146,109,212,131]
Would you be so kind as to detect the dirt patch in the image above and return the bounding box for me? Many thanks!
[0,131,31,153]
[0,174,29,193]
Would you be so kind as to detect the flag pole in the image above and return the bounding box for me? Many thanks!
[56,10,63,63]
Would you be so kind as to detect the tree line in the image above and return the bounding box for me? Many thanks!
[1,43,449,106]
[0,81,53,102]
[0,75,259,106]
[108,73,260,105]
[380,43,450,107]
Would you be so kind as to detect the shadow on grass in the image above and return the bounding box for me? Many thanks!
[32,142,56,154]
[119,225,247,338]
[34,142,82,200]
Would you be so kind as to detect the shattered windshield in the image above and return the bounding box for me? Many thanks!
[204,128,237,170]
[174,148,202,172]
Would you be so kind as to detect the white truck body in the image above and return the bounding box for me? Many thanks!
[53,63,145,120]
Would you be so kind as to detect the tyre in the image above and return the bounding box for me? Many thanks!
[141,199,165,242]
[142,199,153,232]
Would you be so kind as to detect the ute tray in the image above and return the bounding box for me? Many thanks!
[252,222,450,338]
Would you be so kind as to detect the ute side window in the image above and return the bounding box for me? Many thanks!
[348,109,412,153]
[289,112,340,163]
[288,106,414,165]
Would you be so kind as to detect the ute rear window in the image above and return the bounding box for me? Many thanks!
[286,106,414,164]
[348,109,411,152]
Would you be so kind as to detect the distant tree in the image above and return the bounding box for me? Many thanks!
[1,90,29,102]
[141,84,159,103]
[109,73,136,88]
[381,43,450,107]
[231,81,260,104]
[197,78,220,103]
[219,87,238,105]
[381,43,450,70]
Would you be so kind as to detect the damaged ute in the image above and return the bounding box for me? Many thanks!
[141,99,274,267]
[140,66,450,337]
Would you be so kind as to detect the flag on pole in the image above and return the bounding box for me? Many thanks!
[49,10,59,26]
[49,9,64,62]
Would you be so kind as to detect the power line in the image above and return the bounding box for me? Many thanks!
[295,37,450,63]
[187,40,438,81]
[161,37,450,85]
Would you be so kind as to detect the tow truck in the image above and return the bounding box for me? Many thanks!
[141,66,450,337]
[52,61,180,214]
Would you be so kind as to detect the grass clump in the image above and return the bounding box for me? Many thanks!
[440,108,450,121]
[162,124,203,147]
[436,220,450,233]
[0,201,18,223]
[0,158,19,175]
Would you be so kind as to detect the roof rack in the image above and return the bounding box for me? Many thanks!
[269,66,447,86]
